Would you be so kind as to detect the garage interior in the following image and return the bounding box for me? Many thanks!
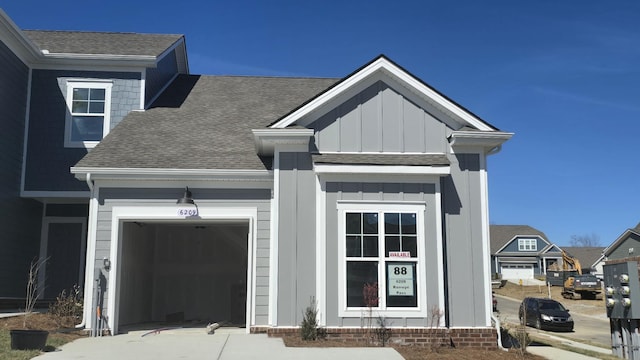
[117,221,248,331]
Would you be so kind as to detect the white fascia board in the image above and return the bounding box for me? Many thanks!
[71,167,272,182]
[252,128,314,155]
[0,9,41,63]
[313,163,450,176]
[449,131,514,149]
[32,54,157,69]
[272,57,495,131]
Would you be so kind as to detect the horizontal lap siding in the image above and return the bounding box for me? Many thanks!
[0,39,43,296]
[94,188,271,324]
[324,182,439,327]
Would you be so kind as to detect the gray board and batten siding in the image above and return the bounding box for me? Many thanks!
[24,70,141,192]
[94,188,272,326]
[277,152,317,326]
[324,182,441,328]
[0,36,44,297]
[309,80,447,153]
[442,153,489,327]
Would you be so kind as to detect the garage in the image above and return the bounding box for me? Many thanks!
[500,264,534,280]
[115,221,249,332]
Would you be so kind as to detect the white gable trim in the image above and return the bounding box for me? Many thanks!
[271,57,496,131]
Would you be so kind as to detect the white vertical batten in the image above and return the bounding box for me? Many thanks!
[315,176,326,325]
[268,150,280,326]
[139,70,146,110]
[479,153,492,326]
[434,180,446,326]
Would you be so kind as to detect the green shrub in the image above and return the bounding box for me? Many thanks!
[300,297,325,341]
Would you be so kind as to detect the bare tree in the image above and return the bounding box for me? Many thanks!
[570,233,601,247]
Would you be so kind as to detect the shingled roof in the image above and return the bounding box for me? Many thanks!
[562,246,605,269]
[24,30,183,57]
[490,225,549,254]
[75,74,338,170]
[311,153,450,166]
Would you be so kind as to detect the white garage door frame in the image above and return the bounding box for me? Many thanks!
[107,206,258,335]
[500,263,534,280]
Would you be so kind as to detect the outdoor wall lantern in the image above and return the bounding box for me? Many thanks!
[177,186,195,205]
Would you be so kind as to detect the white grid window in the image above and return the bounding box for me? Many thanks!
[338,202,428,318]
[518,238,537,251]
[64,81,112,148]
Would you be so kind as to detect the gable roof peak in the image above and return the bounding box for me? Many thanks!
[270,54,503,133]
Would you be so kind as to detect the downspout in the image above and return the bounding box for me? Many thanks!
[491,313,508,351]
[75,173,93,329]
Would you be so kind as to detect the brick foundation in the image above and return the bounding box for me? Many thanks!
[251,326,498,350]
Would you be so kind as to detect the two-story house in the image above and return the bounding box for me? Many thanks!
[1,9,512,348]
[0,9,187,302]
[490,225,563,280]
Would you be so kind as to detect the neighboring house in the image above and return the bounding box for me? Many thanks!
[490,225,563,280]
[593,222,640,278]
[1,9,513,347]
[0,9,187,300]
[561,246,605,276]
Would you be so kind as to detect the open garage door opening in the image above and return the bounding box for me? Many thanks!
[116,221,249,333]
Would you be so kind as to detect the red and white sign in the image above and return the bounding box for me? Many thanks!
[388,251,411,258]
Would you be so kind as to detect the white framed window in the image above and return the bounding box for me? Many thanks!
[518,238,537,251]
[64,81,112,148]
[337,202,427,317]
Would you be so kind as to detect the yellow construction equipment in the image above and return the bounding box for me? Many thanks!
[561,250,601,300]
[562,250,582,275]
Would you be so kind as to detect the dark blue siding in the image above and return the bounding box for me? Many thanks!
[501,236,546,253]
[145,49,178,106]
[0,39,44,297]
[24,70,141,192]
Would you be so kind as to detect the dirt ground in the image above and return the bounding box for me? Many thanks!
[0,313,86,344]
[493,281,606,316]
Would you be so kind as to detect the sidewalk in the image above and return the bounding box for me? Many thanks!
[528,332,611,360]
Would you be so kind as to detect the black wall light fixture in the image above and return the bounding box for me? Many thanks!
[177,186,195,205]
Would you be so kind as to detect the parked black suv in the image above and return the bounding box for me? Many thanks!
[518,297,574,332]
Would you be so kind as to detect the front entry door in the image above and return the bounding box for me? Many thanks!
[42,219,87,299]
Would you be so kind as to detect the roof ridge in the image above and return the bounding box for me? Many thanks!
[24,29,183,37]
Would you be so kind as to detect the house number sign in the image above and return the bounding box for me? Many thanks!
[177,208,198,217]
[387,263,414,296]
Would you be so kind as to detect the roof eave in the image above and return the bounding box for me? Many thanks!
[449,131,514,150]
[35,53,158,68]
[71,167,273,182]
[252,128,315,156]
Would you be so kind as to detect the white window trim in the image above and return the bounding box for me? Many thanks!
[64,80,113,148]
[518,238,537,251]
[337,202,427,318]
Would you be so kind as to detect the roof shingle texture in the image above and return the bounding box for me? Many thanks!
[24,30,183,57]
[76,75,338,170]
[312,153,450,166]
[562,247,605,268]
[490,225,549,254]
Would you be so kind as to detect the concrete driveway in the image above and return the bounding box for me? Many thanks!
[35,328,404,360]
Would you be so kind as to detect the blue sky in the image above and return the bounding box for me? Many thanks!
[2,1,639,246]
